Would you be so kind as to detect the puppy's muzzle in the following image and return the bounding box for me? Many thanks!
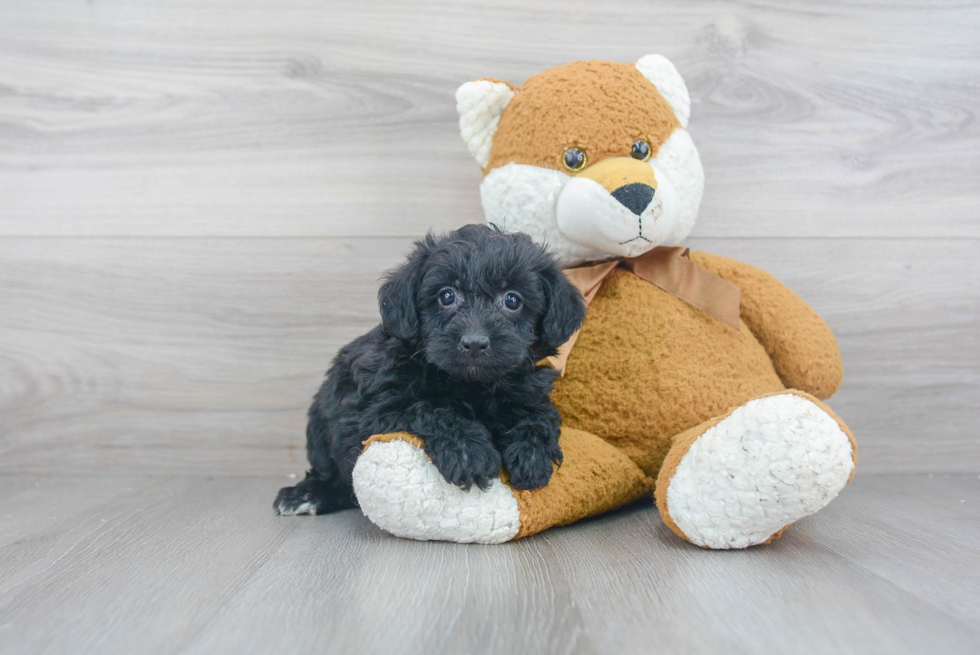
[460,332,490,357]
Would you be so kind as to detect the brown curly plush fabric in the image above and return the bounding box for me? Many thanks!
[484,60,680,174]
[511,427,653,539]
[690,252,844,399]
[550,265,787,478]
[550,252,846,480]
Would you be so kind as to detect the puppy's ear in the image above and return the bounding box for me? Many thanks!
[537,260,587,356]
[378,235,434,342]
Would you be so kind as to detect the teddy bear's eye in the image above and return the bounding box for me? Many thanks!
[631,139,651,161]
[562,147,588,172]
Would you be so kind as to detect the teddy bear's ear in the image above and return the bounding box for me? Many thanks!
[635,54,691,128]
[456,79,517,167]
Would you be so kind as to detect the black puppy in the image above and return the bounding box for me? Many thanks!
[274,224,587,516]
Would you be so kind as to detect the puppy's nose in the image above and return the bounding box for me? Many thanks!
[611,183,655,216]
[460,334,490,354]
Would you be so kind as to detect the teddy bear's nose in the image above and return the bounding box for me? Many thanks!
[611,183,655,216]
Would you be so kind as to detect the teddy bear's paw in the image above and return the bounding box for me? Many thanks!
[663,393,855,549]
[352,437,520,544]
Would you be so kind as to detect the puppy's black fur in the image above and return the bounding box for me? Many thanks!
[274,224,587,516]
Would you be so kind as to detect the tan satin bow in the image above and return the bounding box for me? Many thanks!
[547,246,742,374]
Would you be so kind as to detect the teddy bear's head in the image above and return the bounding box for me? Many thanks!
[457,55,704,267]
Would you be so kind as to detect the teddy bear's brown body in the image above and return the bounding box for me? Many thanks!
[555,253,845,479]
[494,250,854,543]
[556,265,784,478]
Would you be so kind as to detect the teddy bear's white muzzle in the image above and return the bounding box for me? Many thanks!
[555,171,680,258]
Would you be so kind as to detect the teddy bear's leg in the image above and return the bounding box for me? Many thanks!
[352,428,653,544]
[654,390,856,549]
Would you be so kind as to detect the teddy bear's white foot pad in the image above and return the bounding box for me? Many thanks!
[665,393,854,549]
[352,439,520,544]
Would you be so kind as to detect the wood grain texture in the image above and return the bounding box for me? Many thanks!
[1,0,978,238]
[0,8,977,473]
[0,473,977,654]
[1,237,977,475]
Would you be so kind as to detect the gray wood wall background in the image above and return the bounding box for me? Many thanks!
[1,0,978,477]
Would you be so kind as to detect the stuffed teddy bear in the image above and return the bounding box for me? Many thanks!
[349,55,856,549]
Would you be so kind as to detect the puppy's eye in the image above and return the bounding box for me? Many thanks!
[631,139,651,161]
[438,289,456,307]
[562,147,587,172]
[503,292,522,311]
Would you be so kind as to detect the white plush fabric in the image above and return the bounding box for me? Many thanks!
[352,440,521,544]
[555,175,667,258]
[481,164,611,266]
[666,394,854,549]
[456,80,515,168]
[635,54,691,128]
[653,129,704,244]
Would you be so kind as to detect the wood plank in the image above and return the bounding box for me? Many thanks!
[0,473,152,549]
[185,506,592,655]
[540,492,980,654]
[801,473,980,626]
[0,475,304,654]
[0,474,977,654]
[1,0,978,238]
[0,236,398,475]
[1,236,976,475]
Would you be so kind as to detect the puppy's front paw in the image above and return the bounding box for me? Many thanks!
[503,439,563,491]
[425,437,502,492]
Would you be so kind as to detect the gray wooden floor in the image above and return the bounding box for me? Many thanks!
[0,473,977,654]
[2,0,980,652]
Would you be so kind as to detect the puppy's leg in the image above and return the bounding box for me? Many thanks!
[274,409,356,516]
[499,417,563,491]
[408,405,502,491]
[273,468,357,516]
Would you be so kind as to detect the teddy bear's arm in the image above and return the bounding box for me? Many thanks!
[690,251,843,399]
